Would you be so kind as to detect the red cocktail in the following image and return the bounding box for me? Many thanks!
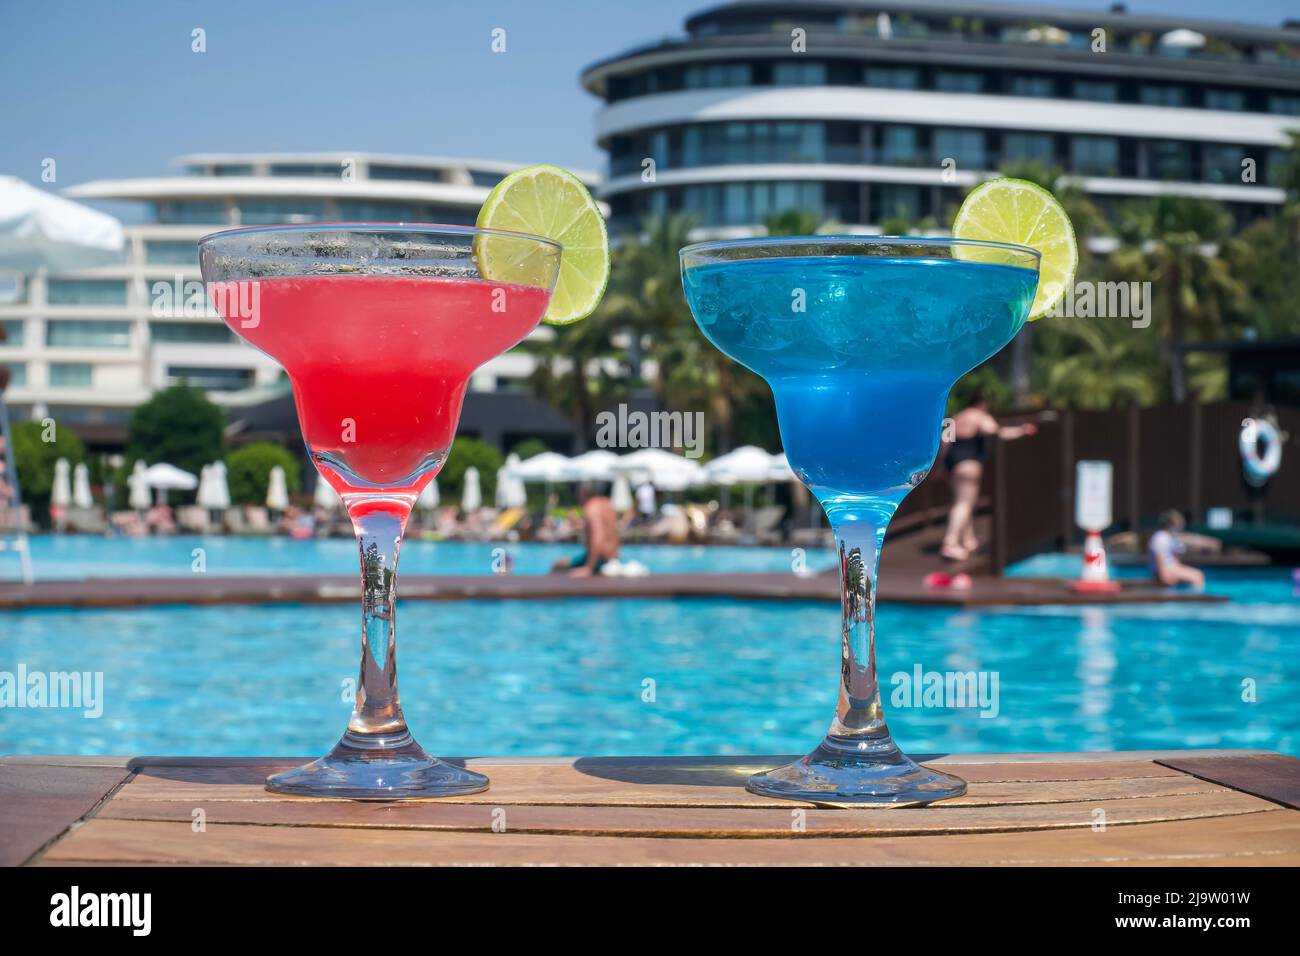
[201,225,560,799]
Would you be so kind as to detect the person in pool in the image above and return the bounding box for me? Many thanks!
[551,483,620,577]
[1148,510,1205,589]
[940,391,1038,562]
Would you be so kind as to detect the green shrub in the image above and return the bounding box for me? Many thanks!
[226,442,301,505]
[439,437,503,503]
[126,383,225,479]
[9,418,86,524]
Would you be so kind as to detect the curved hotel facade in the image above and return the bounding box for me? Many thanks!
[582,0,1300,235]
[0,153,596,446]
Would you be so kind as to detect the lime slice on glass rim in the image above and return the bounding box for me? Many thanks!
[475,164,610,325]
[952,177,1077,320]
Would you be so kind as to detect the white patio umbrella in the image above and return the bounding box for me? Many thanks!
[461,466,482,514]
[72,462,93,510]
[265,466,289,512]
[128,460,152,511]
[506,451,575,483]
[0,176,125,273]
[705,446,780,485]
[705,446,782,525]
[416,476,439,511]
[610,474,633,513]
[195,464,212,506]
[767,451,796,482]
[50,458,72,509]
[613,448,703,493]
[314,475,341,511]
[207,461,231,510]
[495,454,527,509]
[142,462,198,505]
[568,449,621,483]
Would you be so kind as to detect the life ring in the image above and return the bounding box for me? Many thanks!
[1239,417,1282,487]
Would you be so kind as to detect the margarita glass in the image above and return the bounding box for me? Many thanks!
[201,224,560,798]
[681,236,1040,805]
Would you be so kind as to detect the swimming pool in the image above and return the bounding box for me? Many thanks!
[2,568,1295,757]
[2,534,838,580]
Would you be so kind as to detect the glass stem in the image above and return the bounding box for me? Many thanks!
[344,500,412,745]
[825,507,897,750]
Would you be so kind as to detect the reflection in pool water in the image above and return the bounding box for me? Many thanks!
[2,568,1295,757]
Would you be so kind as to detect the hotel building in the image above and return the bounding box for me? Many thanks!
[0,153,598,450]
[581,0,1300,235]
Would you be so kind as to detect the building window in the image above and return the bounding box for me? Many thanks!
[1071,136,1120,176]
[682,121,826,165]
[469,171,504,187]
[2,362,25,387]
[681,181,825,226]
[165,366,254,391]
[1149,141,1192,180]
[933,128,986,168]
[0,274,22,305]
[772,61,827,85]
[684,63,751,89]
[1002,132,1055,165]
[149,321,233,344]
[881,125,922,165]
[46,320,132,349]
[1,320,25,346]
[1268,94,1300,116]
[211,164,253,176]
[238,200,326,225]
[1205,89,1245,111]
[155,200,227,224]
[46,278,128,306]
[1139,84,1187,107]
[1203,145,1246,184]
[268,163,343,177]
[335,200,418,221]
[1009,75,1055,97]
[1073,79,1118,102]
[1267,148,1289,186]
[368,165,439,183]
[145,241,199,265]
[876,184,922,224]
[864,66,919,89]
[935,71,984,93]
[48,363,93,388]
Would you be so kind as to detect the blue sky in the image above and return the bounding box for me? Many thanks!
[1,0,1294,192]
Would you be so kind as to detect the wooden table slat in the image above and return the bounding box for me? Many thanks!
[0,765,131,866]
[7,751,1298,866]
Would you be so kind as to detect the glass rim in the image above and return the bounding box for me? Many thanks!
[197,221,563,254]
[679,233,1041,265]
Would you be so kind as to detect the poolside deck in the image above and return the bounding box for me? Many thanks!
[0,571,1224,610]
[4,750,1297,866]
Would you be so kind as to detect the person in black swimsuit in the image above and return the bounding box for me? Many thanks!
[940,392,1038,562]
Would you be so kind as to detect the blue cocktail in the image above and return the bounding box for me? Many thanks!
[682,237,1040,805]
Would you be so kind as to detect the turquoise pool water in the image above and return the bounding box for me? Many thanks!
[2,565,1295,758]
[3,534,838,580]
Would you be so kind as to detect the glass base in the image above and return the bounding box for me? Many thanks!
[747,736,966,807]
[266,730,488,800]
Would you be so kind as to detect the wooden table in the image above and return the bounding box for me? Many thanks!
[5,751,1299,866]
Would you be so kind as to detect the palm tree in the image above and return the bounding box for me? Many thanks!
[602,215,769,453]
[1111,196,1241,403]
[1033,316,1162,410]
[525,306,630,450]
[996,161,1108,406]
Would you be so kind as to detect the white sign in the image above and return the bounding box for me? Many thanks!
[1207,507,1233,530]
[1075,460,1113,532]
